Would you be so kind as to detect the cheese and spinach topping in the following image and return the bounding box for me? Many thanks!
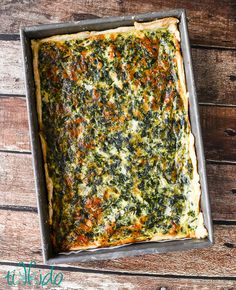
[32,18,207,252]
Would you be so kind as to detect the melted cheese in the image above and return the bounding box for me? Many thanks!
[32,17,208,252]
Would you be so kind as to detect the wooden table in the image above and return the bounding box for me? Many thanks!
[0,1,236,289]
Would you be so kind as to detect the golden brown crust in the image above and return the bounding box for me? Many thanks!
[32,40,43,129]
[31,17,178,45]
[68,233,190,251]
[32,41,54,225]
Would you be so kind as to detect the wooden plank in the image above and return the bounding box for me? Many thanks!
[0,0,235,47]
[1,149,236,221]
[1,41,236,103]
[0,209,235,277]
[1,96,236,160]
[0,153,35,207]
[0,96,30,152]
[0,210,41,262]
[0,265,235,290]
[192,48,236,105]
[200,106,236,162]
[208,163,236,221]
[0,41,24,95]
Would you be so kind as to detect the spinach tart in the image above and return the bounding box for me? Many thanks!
[32,17,208,253]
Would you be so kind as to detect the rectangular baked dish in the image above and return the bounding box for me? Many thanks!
[31,17,207,252]
[21,10,213,263]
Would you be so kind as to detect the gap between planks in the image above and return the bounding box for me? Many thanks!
[1,148,236,165]
[0,264,236,290]
[0,204,236,226]
[0,204,37,213]
[1,93,236,109]
[1,33,236,51]
[0,0,235,49]
[1,260,236,282]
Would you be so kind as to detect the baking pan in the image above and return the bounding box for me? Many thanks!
[20,9,214,264]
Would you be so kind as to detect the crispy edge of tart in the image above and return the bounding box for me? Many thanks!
[170,23,207,240]
[31,40,53,226]
[31,17,207,252]
[146,18,207,240]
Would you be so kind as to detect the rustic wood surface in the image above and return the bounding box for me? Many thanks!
[0,41,24,95]
[1,266,235,290]
[0,96,30,152]
[1,0,236,48]
[0,0,236,289]
[200,106,236,162]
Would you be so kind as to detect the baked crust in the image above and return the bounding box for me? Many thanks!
[32,17,207,252]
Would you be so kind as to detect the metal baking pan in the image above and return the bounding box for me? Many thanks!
[20,9,214,264]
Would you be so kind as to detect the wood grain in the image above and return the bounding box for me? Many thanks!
[200,106,236,162]
[0,265,235,290]
[0,152,236,220]
[193,48,236,105]
[0,41,24,95]
[0,209,235,277]
[0,152,35,207]
[1,96,236,160]
[206,163,236,221]
[1,40,236,104]
[0,96,30,152]
[0,0,236,47]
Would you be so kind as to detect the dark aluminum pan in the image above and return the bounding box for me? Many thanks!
[20,9,214,265]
